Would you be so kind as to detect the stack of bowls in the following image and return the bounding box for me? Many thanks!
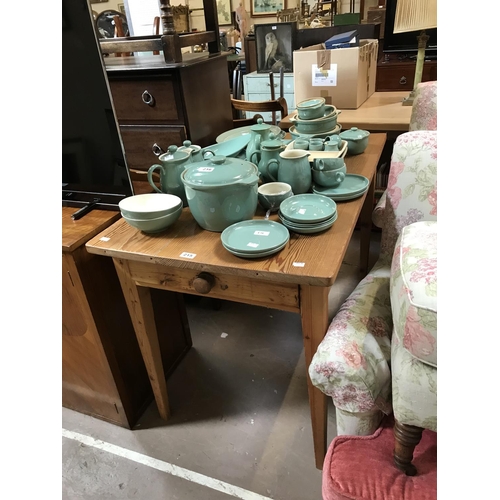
[118,193,183,233]
[289,98,342,140]
[278,193,338,234]
[311,157,347,188]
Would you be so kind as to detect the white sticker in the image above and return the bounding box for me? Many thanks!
[254,230,270,236]
[180,252,196,259]
[247,242,259,248]
[198,167,214,172]
[298,209,307,215]
[293,262,305,267]
[312,63,337,87]
[100,237,110,242]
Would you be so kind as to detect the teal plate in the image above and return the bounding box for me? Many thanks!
[281,212,338,234]
[313,174,370,201]
[278,210,337,228]
[203,134,251,158]
[222,239,289,259]
[216,125,283,144]
[221,220,290,253]
[279,194,337,223]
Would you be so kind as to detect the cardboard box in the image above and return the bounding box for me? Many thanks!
[293,39,378,110]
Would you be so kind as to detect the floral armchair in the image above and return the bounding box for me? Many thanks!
[308,130,438,437]
[390,220,437,475]
[372,81,437,229]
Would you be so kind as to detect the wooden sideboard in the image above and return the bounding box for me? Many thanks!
[376,53,437,92]
[62,207,192,428]
[105,54,233,175]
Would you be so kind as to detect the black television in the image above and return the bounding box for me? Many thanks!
[62,0,133,215]
[382,0,437,58]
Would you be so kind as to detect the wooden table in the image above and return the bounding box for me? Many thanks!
[280,92,412,136]
[85,133,386,469]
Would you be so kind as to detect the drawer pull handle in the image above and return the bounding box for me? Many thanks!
[266,83,279,88]
[193,272,215,294]
[399,76,407,85]
[152,143,165,156]
[142,90,156,106]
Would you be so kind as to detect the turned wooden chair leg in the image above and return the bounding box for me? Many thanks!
[393,418,424,476]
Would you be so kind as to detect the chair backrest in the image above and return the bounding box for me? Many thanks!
[379,130,437,261]
[230,96,288,126]
[409,81,437,131]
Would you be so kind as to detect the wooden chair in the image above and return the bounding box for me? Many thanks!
[231,96,288,127]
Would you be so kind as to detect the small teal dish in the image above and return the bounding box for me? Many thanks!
[296,97,326,120]
[339,127,370,155]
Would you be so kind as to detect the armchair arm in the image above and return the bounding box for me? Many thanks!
[309,269,394,415]
[372,190,387,229]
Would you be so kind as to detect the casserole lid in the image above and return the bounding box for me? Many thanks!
[182,155,258,186]
[339,127,370,141]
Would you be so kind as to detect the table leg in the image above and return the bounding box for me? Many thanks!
[359,176,375,275]
[113,258,170,420]
[300,285,329,470]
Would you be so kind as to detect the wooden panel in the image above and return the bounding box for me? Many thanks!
[119,125,187,172]
[127,260,300,313]
[109,77,182,123]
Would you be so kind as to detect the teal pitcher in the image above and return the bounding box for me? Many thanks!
[249,133,285,183]
[147,145,193,206]
[245,118,272,162]
[265,149,312,195]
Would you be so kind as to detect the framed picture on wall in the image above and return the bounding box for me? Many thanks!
[251,0,286,17]
[217,0,233,26]
[255,22,295,73]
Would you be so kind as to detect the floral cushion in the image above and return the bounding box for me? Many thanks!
[390,221,437,367]
[409,81,437,132]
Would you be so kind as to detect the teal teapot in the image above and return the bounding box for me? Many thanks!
[147,145,193,206]
[178,140,204,162]
[249,133,285,184]
[245,118,272,163]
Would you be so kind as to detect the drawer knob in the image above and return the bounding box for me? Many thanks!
[399,76,407,85]
[193,272,215,294]
[152,143,165,156]
[142,90,156,107]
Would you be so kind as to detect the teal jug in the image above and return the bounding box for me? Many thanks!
[245,118,272,163]
[249,133,285,183]
[147,145,193,206]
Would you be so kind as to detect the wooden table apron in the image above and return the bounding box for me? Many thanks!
[85,133,387,469]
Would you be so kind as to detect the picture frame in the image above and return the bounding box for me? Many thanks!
[255,22,295,73]
[251,0,286,17]
[217,0,233,26]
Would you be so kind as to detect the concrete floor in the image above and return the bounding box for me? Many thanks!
[62,228,381,500]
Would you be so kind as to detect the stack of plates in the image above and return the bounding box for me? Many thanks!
[278,194,338,234]
[312,174,370,201]
[221,220,290,258]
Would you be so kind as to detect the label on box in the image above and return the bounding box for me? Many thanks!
[312,64,337,86]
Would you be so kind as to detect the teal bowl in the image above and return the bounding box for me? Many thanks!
[296,97,326,120]
[339,127,370,155]
[119,193,183,220]
[122,206,182,233]
[293,106,339,135]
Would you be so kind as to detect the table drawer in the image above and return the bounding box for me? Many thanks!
[109,78,183,123]
[127,261,300,313]
[120,125,187,171]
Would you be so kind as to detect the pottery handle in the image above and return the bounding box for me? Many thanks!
[266,159,279,182]
[147,164,164,193]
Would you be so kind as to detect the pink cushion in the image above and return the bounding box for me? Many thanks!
[322,417,437,500]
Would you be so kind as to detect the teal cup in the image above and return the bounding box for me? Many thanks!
[294,138,309,150]
[313,157,346,171]
[257,182,293,212]
[324,135,342,151]
[309,138,324,151]
[312,168,345,188]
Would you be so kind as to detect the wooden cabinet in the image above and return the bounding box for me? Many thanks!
[243,71,295,122]
[62,207,192,428]
[105,54,234,174]
[376,53,437,92]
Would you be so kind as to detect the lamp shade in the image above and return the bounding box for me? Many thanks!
[393,0,437,33]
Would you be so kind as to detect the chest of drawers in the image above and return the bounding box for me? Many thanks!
[106,55,233,173]
[243,71,295,122]
[376,54,437,92]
